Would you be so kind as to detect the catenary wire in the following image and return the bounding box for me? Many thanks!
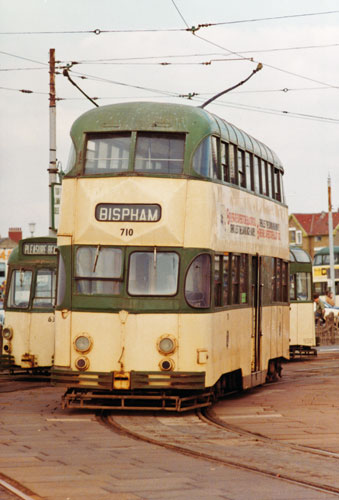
[0,9,338,35]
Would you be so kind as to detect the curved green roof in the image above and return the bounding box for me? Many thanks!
[67,101,283,176]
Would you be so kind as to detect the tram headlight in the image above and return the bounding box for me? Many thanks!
[2,327,13,340]
[159,358,175,371]
[75,356,90,371]
[157,335,177,355]
[74,334,92,354]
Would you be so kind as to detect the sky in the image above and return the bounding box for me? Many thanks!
[0,0,339,238]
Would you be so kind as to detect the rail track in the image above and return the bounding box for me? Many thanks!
[99,408,339,498]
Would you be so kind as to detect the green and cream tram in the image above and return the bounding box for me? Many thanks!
[52,101,289,411]
[1,237,57,371]
[289,246,316,357]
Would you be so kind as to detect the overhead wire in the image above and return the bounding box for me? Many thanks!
[0,9,338,35]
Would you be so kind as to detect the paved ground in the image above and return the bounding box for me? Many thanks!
[0,351,339,500]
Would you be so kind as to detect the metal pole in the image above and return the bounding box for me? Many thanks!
[328,174,335,301]
[49,48,58,236]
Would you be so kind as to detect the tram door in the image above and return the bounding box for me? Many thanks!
[251,255,262,372]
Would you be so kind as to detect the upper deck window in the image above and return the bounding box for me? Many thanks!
[75,246,123,295]
[192,136,218,179]
[85,133,131,174]
[135,133,184,174]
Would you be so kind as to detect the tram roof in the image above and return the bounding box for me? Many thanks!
[8,236,57,265]
[69,101,283,170]
[314,246,339,255]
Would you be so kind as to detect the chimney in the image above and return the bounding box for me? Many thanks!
[8,227,22,243]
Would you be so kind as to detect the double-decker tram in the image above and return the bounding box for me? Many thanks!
[313,246,339,306]
[52,101,289,411]
[289,246,316,357]
[1,237,57,372]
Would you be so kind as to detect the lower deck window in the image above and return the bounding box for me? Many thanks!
[75,246,123,295]
[185,254,211,308]
[7,270,32,308]
[290,272,312,301]
[33,268,56,308]
[128,251,179,295]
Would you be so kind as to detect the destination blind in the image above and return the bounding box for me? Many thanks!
[95,203,161,222]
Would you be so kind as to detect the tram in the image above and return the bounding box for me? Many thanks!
[289,246,316,357]
[1,237,57,371]
[313,246,339,306]
[52,101,290,411]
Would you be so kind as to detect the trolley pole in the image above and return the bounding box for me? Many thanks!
[48,48,58,236]
[328,174,335,301]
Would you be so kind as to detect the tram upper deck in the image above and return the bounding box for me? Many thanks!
[59,102,288,258]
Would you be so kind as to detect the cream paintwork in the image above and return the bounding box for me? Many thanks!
[56,176,289,388]
[3,311,54,367]
[58,177,288,259]
[56,306,289,388]
[290,303,316,347]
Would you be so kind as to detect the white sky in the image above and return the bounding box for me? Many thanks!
[1,0,338,238]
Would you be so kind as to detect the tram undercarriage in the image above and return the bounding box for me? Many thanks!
[59,360,283,412]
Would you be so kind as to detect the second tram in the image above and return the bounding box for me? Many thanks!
[313,246,339,306]
[289,246,316,357]
[52,101,290,411]
[1,237,57,371]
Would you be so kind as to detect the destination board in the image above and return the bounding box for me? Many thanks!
[22,243,57,256]
[95,203,161,222]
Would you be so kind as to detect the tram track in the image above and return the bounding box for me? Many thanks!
[0,473,42,500]
[99,410,339,498]
[200,407,339,461]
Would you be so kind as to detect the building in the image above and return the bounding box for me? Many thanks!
[289,212,339,259]
[0,228,22,288]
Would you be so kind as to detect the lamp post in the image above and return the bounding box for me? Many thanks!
[28,222,36,238]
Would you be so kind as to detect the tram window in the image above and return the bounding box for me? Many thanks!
[223,254,230,305]
[274,168,281,201]
[253,156,260,194]
[221,142,229,182]
[33,269,56,308]
[128,251,179,296]
[192,136,219,179]
[135,133,184,174]
[229,144,237,184]
[7,270,32,308]
[267,163,273,198]
[245,152,253,191]
[75,246,123,295]
[289,274,296,301]
[231,254,240,304]
[261,161,268,196]
[65,143,76,174]
[274,259,282,302]
[185,254,211,308]
[282,261,288,302]
[85,133,131,174]
[295,272,311,301]
[237,150,246,188]
[56,253,66,306]
[214,255,222,307]
[240,254,248,304]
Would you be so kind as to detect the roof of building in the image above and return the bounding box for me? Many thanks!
[0,237,18,249]
[290,212,339,236]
